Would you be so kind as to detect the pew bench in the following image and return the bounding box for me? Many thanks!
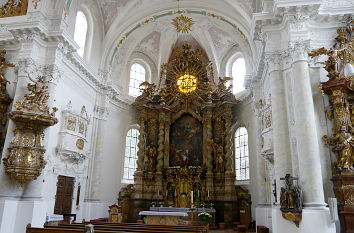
[48,224,206,233]
[69,222,208,232]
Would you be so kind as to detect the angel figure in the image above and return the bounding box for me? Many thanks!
[25,74,49,105]
[0,49,14,88]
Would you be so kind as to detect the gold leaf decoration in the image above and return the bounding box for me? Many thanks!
[0,0,28,18]
[172,15,194,34]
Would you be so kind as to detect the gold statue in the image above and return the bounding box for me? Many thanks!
[335,126,354,171]
[215,77,233,97]
[135,81,156,103]
[14,74,51,114]
[144,144,156,172]
[210,139,224,173]
[0,49,14,90]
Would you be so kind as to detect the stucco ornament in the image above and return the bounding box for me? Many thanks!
[171,15,194,34]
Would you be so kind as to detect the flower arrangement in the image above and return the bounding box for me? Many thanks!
[198,212,212,218]
[198,212,212,225]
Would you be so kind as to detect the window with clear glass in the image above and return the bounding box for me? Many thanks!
[232,58,246,94]
[129,63,146,97]
[123,129,140,180]
[235,127,249,180]
[74,11,88,57]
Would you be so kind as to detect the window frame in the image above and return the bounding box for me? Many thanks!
[74,10,88,57]
[234,126,250,181]
[122,128,140,183]
[128,63,146,97]
[231,58,246,94]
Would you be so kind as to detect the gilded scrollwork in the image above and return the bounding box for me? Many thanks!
[310,19,354,173]
[0,49,14,153]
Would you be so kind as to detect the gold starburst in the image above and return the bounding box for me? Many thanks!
[172,15,194,34]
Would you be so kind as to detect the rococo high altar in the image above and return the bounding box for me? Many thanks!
[118,43,251,225]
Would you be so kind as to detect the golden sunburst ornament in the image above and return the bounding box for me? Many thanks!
[177,74,197,94]
[172,15,194,33]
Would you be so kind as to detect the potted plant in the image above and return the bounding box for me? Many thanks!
[215,202,226,229]
[137,200,148,223]
[198,212,212,226]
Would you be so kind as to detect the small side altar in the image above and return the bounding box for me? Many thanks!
[139,207,215,226]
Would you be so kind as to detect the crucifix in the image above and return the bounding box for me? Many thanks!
[272,179,277,204]
[280,174,299,187]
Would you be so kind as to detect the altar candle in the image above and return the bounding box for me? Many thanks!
[157,189,159,197]
[191,191,193,205]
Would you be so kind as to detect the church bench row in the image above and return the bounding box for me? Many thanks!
[28,226,204,233]
[53,224,206,233]
[69,222,208,232]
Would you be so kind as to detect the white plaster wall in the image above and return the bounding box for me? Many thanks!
[98,103,136,204]
[234,97,259,220]
[40,60,97,221]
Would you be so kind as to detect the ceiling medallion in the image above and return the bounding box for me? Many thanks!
[172,15,194,34]
[177,74,197,94]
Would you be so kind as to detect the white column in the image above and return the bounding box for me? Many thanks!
[269,66,292,204]
[291,60,326,208]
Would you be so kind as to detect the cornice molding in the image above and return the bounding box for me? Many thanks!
[4,23,131,109]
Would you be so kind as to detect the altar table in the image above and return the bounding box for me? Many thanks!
[140,207,216,226]
[139,211,188,225]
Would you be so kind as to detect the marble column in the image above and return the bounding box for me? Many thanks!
[269,67,292,204]
[291,60,326,208]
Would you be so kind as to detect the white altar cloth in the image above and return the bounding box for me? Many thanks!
[139,211,188,217]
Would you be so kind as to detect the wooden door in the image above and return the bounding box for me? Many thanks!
[54,175,74,214]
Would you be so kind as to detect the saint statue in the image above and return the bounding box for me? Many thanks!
[181,150,189,168]
[210,139,224,173]
[144,144,156,172]
[335,126,354,171]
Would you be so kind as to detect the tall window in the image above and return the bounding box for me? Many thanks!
[232,58,246,94]
[129,63,146,97]
[235,127,249,180]
[123,129,140,180]
[74,11,87,57]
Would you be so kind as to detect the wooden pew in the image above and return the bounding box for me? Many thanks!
[53,224,206,232]
[29,226,201,233]
[70,222,208,232]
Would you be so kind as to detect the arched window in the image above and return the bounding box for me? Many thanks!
[129,63,146,97]
[235,127,249,180]
[123,129,140,180]
[74,11,88,57]
[232,58,246,94]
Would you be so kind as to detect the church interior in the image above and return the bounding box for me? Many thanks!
[0,0,353,233]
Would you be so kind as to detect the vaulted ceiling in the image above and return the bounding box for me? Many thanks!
[96,0,260,86]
